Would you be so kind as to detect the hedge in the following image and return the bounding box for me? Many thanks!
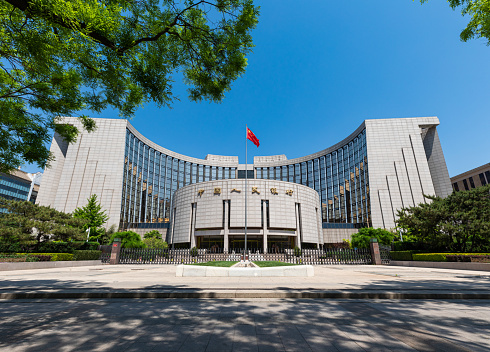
[412,253,449,262]
[26,253,73,261]
[73,250,102,261]
[390,251,413,261]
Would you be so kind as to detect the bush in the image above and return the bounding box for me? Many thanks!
[412,253,448,262]
[144,230,162,239]
[143,237,168,249]
[351,228,395,249]
[35,241,100,253]
[190,247,199,257]
[109,231,145,248]
[73,250,102,261]
[27,253,73,261]
[294,246,302,257]
[392,241,426,252]
[390,251,413,261]
[0,243,23,253]
[27,254,52,261]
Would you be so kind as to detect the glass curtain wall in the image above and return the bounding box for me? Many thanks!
[254,130,370,227]
[120,130,238,229]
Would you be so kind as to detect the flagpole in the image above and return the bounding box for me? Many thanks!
[245,124,248,259]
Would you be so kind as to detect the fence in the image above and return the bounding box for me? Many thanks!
[102,247,390,265]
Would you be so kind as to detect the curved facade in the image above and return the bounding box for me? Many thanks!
[37,116,452,245]
[172,179,322,251]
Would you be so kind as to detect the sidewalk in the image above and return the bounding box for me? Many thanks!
[1,264,489,299]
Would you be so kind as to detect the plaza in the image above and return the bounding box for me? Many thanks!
[1,265,490,351]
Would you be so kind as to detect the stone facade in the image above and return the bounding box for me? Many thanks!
[36,116,452,247]
[171,179,322,251]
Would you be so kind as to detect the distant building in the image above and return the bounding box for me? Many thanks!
[0,169,42,205]
[451,163,490,192]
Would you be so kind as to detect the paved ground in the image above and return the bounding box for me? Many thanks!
[1,265,490,351]
[0,264,489,298]
[1,298,489,351]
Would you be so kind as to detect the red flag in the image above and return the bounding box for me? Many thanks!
[247,127,260,147]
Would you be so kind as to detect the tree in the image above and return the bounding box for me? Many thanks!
[142,230,168,249]
[421,0,490,44]
[396,185,490,252]
[351,228,395,249]
[0,0,259,172]
[109,231,145,248]
[0,199,87,245]
[73,194,109,241]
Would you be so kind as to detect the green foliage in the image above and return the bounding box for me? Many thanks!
[191,261,237,267]
[27,253,73,261]
[143,237,168,249]
[73,250,102,261]
[0,199,87,246]
[351,228,395,249]
[412,253,448,262]
[73,194,109,241]
[390,251,413,261]
[254,261,298,267]
[190,247,199,257]
[109,231,145,248]
[143,230,162,240]
[293,246,302,257]
[421,0,490,45]
[397,185,490,252]
[0,0,259,172]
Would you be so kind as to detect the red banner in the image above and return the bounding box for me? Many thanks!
[247,128,260,147]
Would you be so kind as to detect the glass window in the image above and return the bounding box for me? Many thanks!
[463,179,469,191]
[479,173,487,186]
[469,177,476,189]
[452,182,460,192]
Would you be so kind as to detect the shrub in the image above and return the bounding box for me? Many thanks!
[294,246,302,257]
[143,230,162,239]
[351,228,395,248]
[27,253,73,261]
[73,250,102,261]
[27,254,51,262]
[109,231,146,248]
[190,247,199,257]
[412,253,448,262]
[143,237,168,249]
[390,251,413,261]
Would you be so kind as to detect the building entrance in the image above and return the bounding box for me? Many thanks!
[228,236,263,252]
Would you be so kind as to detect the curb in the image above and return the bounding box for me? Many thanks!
[2,290,490,300]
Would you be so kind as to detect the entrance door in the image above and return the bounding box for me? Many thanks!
[228,236,263,252]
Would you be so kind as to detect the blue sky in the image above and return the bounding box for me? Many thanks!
[24,0,490,177]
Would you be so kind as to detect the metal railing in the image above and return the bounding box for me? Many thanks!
[107,247,381,265]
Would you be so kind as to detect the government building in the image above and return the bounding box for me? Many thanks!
[36,117,452,251]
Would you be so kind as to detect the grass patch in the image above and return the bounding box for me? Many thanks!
[190,261,238,267]
[254,261,298,267]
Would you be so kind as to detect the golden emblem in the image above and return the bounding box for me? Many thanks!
[270,188,278,195]
[231,188,241,193]
[198,189,204,196]
[214,187,221,195]
[252,187,260,194]
[286,189,293,196]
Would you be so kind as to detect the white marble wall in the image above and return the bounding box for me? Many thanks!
[171,179,322,247]
[36,117,127,229]
[365,117,451,229]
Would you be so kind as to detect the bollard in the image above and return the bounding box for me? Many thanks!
[109,238,121,265]
[369,238,382,265]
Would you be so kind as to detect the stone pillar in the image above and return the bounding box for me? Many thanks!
[224,200,229,252]
[369,238,382,265]
[262,201,268,253]
[109,239,121,265]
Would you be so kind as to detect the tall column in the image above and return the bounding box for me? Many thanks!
[262,201,268,253]
[224,200,229,252]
